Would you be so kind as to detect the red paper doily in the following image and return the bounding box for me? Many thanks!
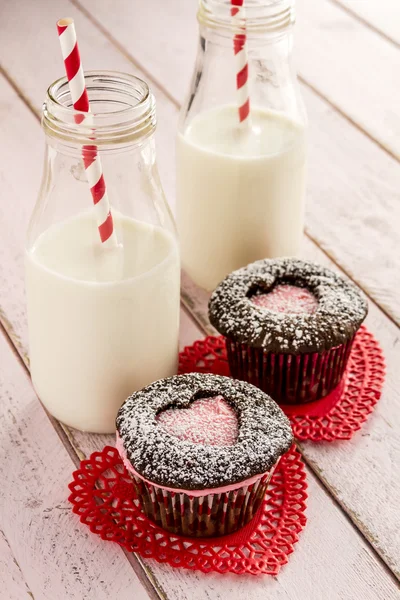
[178,325,385,442]
[68,445,307,576]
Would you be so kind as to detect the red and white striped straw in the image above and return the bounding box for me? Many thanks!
[56,17,117,247]
[231,0,251,126]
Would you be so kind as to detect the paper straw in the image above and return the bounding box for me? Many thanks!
[56,18,117,247]
[231,0,251,126]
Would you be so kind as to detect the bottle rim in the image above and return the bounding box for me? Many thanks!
[198,0,295,34]
[42,71,156,147]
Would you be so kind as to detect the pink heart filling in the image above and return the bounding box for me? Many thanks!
[156,395,238,446]
[251,284,318,314]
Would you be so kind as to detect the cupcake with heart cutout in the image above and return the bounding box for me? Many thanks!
[209,258,368,404]
[116,373,293,537]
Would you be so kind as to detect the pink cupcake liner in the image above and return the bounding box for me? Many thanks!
[225,337,355,404]
[130,468,275,538]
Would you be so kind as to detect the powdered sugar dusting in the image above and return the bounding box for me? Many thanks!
[209,258,368,354]
[251,284,318,314]
[116,373,293,491]
[156,395,238,446]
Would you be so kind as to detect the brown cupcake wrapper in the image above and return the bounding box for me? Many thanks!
[130,465,276,538]
[225,337,355,404]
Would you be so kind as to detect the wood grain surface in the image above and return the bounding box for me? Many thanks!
[0,0,399,597]
[295,0,400,159]
[0,65,399,597]
[333,0,400,46]
[0,330,151,600]
[0,529,32,599]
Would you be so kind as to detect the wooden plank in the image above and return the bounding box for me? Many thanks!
[70,0,400,325]
[333,0,400,46]
[0,77,399,600]
[298,244,400,580]
[301,85,400,325]
[0,530,32,600]
[71,0,195,106]
[295,0,400,159]
[0,71,42,364]
[72,0,197,105]
[0,332,150,600]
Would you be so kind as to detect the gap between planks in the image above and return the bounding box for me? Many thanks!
[0,528,34,600]
[69,0,180,110]
[298,74,400,165]
[328,0,400,50]
[0,65,39,124]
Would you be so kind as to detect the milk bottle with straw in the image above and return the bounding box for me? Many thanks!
[176,0,307,291]
[25,19,180,433]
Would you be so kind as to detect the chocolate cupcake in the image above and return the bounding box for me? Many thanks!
[209,258,368,404]
[116,373,292,537]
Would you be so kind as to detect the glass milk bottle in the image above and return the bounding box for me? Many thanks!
[176,0,307,291]
[26,72,180,433]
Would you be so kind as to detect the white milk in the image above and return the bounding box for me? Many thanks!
[176,106,307,291]
[26,212,180,433]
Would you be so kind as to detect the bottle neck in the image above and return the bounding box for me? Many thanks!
[42,71,157,155]
[179,0,305,136]
[198,0,295,39]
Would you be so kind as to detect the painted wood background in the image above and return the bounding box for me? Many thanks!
[0,0,399,598]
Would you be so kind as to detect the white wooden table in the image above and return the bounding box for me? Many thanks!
[0,1,399,598]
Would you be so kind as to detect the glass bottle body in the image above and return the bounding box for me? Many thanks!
[26,72,180,433]
[176,0,307,291]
